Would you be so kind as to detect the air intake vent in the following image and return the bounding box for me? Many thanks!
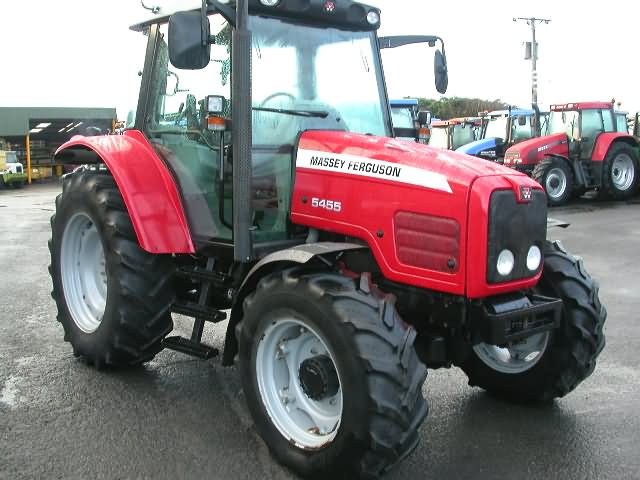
[395,212,460,273]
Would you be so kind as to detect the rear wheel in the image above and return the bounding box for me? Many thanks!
[49,171,175,368]
[460,240,606,403]
[601,143,639,200]
[237,269,428,478]
[532,157,573,206]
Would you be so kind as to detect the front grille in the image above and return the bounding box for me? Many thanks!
[395,211,460,273]
[487,189,547,283]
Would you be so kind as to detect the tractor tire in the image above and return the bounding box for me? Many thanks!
[601,142,639,200]
[12,180,25,189]
[460,240,606,403]
[49,171,175,368]
[237,269,428,479]
[532,157,573,206]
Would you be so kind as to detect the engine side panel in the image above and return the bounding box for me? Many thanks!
[54,130,195,254]
[504,133,569,167]
[292,131,470,295]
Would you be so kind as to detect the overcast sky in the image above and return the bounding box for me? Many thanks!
[1,0,638,117]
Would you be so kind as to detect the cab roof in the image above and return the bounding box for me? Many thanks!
[391,99,419,107]
[432,117,480,127]
[551,102,613,111]
[130,0,381,32]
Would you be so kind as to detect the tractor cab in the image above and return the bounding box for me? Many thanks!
[457,108,548,162]
[428,117,480,150]
[120,2,449,251]
[504,101,640,204]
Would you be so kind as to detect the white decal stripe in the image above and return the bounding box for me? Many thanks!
[296,148,453,194]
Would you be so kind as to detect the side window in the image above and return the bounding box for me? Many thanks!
[602,109,615,132]
[580,109,604,139]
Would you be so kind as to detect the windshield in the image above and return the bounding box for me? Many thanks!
[251,16,390,146]
[429,127,449,149]
[549,110,579,138]
[484,116,508,139]
[391,107,415,129]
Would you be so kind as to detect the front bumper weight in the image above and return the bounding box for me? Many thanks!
[475,293,562,345]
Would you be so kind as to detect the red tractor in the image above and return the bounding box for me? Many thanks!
[48,2,606,478]
[504,102,640,205]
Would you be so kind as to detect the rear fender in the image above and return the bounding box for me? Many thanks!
[54,130,195,254]
[222,242,366,365]
[592,133,639,161]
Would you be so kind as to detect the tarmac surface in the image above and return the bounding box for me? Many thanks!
[1,181,639,480]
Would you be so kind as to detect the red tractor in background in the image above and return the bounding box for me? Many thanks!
[504,102,640,205]
[47,1,606,478]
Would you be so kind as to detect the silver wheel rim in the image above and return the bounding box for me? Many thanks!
[473,332,550,374]
[545,168,567,200]
[611,153,635,191]
[256,317,343,449]
[60,212,107,333]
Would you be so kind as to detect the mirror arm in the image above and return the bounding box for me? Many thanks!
[207,0,237,27]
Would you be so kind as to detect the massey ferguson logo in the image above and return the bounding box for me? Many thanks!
[520,186,532,201]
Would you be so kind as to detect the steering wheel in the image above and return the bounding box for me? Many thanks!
[259,92,295,108]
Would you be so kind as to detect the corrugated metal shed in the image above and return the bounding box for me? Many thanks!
[0,107,116,137]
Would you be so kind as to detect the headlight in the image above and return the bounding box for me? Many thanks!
[496,249,515,276]
[526,245,542,271]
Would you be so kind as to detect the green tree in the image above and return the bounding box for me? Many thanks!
[414,97,510,120]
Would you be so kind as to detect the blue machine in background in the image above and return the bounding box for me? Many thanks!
[457,107,547,162]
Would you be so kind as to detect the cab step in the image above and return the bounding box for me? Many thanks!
[163,258,226,359]
[170,302,227,323]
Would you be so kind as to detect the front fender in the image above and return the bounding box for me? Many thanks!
[55,130,195,254]
[222,242,365,365]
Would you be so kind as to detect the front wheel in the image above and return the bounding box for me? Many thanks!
[532,157,573,206]
[601,143,639,200]
[237,270,428,478]
[460,240,606,403]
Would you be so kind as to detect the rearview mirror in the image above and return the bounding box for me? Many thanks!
[417,110,431,126]
[434,49,448,94]
[168,11,211,70]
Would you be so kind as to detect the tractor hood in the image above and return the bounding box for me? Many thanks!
[456,137,500,156]
[504,132,569,166]
[292,130,544,297]
[295,130,523,195]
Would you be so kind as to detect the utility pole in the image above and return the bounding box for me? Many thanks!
[513,17,551,106]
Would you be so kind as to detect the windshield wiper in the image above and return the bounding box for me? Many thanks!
[252,107,328,118]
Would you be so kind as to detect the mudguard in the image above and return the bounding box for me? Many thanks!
[54,130,195,254]
[456,137,498,156]
[222,242,366,365]
[592,133,639,161]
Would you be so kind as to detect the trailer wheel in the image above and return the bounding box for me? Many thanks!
[532,157,573,206]
[460,240,606,403]
[237,269,428,478]
[601,143,639,199]
[49,172,175,368]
